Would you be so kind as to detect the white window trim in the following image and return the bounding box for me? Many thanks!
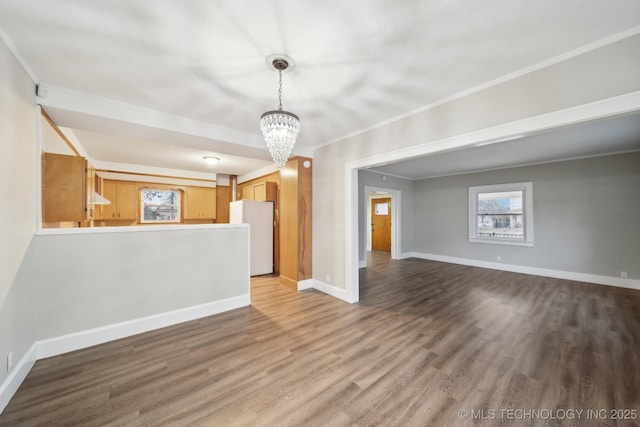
[140,188,182,224]
[468,182,534,247]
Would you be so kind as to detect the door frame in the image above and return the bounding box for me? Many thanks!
[363,186,401,268]
[344,94,639,303]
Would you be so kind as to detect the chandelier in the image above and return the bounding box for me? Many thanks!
[260,58,300,168]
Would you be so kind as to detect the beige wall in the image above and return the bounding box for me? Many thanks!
[313,34,640,293]
[0,31,38,389]
[0,34,37,307]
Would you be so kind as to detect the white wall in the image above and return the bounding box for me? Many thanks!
[313,33,640,297]
[32,226,249,339]
[0,31,37,307]
[412,152,640,280]
[0,28,39,396]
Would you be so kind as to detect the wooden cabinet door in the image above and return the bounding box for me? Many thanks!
[42,153,85,223]
[201,188,216,218]
[185,187,216,219]
[242,186,254,201]
[102,181,117,219]
[184,187,202,219]
[116,183,139,220]
[102,181,138,220]
[254,183,266,201]
[242,182,276,202]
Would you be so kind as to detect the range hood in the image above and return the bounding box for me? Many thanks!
[90,191,111,205]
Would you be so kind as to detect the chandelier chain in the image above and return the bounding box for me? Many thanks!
[278,70,283,111]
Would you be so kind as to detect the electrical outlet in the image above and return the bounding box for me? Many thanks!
[326,274,331,283]
[497,256,502,262]
[621,271,628,279]
[7,352,12,372]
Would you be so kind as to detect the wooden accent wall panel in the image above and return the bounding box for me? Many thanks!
[279,157,312,289]
[215,186,231,223]
[298,159,313,283]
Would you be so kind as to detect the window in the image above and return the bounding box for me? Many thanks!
[375,201,389,215]
[140,189,181,223]
[468,182,533,246]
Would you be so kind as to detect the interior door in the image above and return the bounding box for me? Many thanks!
[371,197,391,252]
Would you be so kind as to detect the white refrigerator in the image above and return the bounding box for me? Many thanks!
[229,200,274,276]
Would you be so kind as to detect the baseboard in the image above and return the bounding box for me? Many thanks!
[297,279,314,290]
[399,252,414,260]
[408,252,640,290]
[312,279,354,303]
[0,344,37,414]
[359,259,366,268]
[36,294,251,360]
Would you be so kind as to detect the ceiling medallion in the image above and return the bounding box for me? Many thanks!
[259,57,300,168]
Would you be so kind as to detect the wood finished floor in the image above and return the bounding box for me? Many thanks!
[2,252,640,426]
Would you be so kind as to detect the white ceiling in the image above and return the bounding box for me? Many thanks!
[369,111,640,179]
[1,1,639,177]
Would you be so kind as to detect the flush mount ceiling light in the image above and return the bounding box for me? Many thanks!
[203,156,220,165]
[260,57,300,168]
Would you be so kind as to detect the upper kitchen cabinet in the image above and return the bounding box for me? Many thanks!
[42,152,86,224]
[102,180,138,220]
[184,186,216,220]
[242,181,277,202]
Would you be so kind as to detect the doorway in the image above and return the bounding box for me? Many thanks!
[363,186,401,269]
[371,197,391,253]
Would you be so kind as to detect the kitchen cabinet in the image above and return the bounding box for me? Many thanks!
[92,173,105,220]
[242,181,277,202]
[102,181,138,220]
[42,152,86,223]
[85,163,97,220]
[242,185,254,201]
[184,186,216,219]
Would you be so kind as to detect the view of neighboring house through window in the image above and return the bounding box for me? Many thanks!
[140,189,181,223]
[478,190,523,238]
[468,182,533,246]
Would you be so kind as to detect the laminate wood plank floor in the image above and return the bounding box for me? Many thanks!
[2,252,640,426]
